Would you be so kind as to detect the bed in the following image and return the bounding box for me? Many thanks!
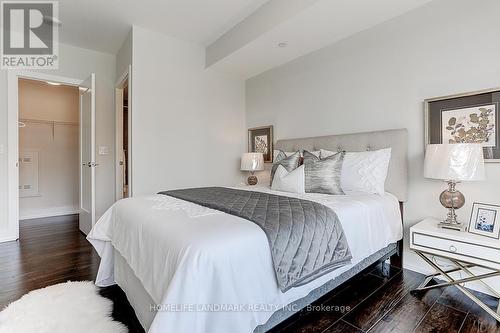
[88,128,408,333]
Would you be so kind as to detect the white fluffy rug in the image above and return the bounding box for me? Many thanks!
[0,281,128,333]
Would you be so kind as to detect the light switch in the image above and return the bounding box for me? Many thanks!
[0,144,4,154]
[98,146,109,155]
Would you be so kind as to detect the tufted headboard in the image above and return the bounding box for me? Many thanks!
[275,128,408,202]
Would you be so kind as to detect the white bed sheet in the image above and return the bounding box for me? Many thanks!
[88,186,402,333]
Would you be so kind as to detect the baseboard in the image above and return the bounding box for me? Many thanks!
[0,234,19,243]
[404,256,500,297]
[20,206,80,220]
[403,261,434,275]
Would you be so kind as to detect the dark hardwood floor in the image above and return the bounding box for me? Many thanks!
[0,214,100,308]
[1,215,499,333]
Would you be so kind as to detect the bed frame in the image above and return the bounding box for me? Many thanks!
[254,128,408,332]
[113,129,408,332]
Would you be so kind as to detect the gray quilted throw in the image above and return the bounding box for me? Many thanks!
[159,187,352,292]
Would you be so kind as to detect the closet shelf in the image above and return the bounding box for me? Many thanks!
[19,118,79,127]
[19,118,79,140]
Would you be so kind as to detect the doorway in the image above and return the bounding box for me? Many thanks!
[5,71,96,242]
[17,79,80,221]
[115,70,132,201]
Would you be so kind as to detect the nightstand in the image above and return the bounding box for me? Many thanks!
[410,218,500,322]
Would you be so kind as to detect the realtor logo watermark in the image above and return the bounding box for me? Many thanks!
[1,1,59,69]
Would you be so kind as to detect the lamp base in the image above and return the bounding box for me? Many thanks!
[438,221,466,231]
[438,180,466,231]
[247,175,258,186]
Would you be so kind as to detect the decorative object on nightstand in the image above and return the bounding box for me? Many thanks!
[424,143,485,230]
[241,153,264,185]
[410,218,500,323]
[468,202,500,239]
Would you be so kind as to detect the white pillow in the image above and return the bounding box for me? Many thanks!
[321,148,392,195]
[271,165,305,194]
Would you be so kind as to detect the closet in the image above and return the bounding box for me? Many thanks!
[18,79,80,220]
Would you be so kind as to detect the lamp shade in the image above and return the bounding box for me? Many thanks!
[241,153,264,171]
[424,144,485,181]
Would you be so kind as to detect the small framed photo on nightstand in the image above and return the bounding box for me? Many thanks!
[468,202,500,239]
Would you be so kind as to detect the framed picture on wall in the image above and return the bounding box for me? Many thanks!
[468,202,500,239]
[248,125,273,163]
[424,87,500,162]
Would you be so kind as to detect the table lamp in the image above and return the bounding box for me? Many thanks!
[424,143,485,230]
[241,153,264,185]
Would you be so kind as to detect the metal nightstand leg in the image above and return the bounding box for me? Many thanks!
[453,260,500,298]
[453,259,500,317]
[413,251,500,323]
[415,264,475,290]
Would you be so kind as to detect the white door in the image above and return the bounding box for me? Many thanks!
[79,74,96,235]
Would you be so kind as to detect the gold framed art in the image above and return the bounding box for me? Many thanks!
[424,87,500,162]
[248,125,273,163]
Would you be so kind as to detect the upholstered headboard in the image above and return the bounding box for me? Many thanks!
[275,128,409,202]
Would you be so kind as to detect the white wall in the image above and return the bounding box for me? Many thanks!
[0,62,7,236]
[0,43,116,241]
[246,0,500,288]
[116,29,133,81]
[115,29,133,198]
[131,26,246,195]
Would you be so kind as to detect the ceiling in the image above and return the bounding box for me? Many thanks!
[207,0,433,78]
[57,0,270,54]
[57,0,433,78]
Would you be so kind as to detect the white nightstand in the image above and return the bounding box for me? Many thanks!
[410,218,500,322]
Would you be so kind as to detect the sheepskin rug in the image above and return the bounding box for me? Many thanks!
[0,281,128,333]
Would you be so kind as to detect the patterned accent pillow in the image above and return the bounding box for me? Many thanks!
[274,149,320,163]
[273,150,297,163]
[271,151,301,184]
[303,150,345,195]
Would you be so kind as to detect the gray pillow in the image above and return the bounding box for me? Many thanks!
[303,150,345,195]
[271,151,301,185]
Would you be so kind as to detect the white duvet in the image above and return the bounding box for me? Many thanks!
[88,186,402,333]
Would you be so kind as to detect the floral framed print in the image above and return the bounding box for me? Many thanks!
[468,202,500,239]
[425,87,500,162]
[248,125,273,163]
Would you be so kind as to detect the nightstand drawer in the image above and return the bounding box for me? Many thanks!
[412,232,500,265]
